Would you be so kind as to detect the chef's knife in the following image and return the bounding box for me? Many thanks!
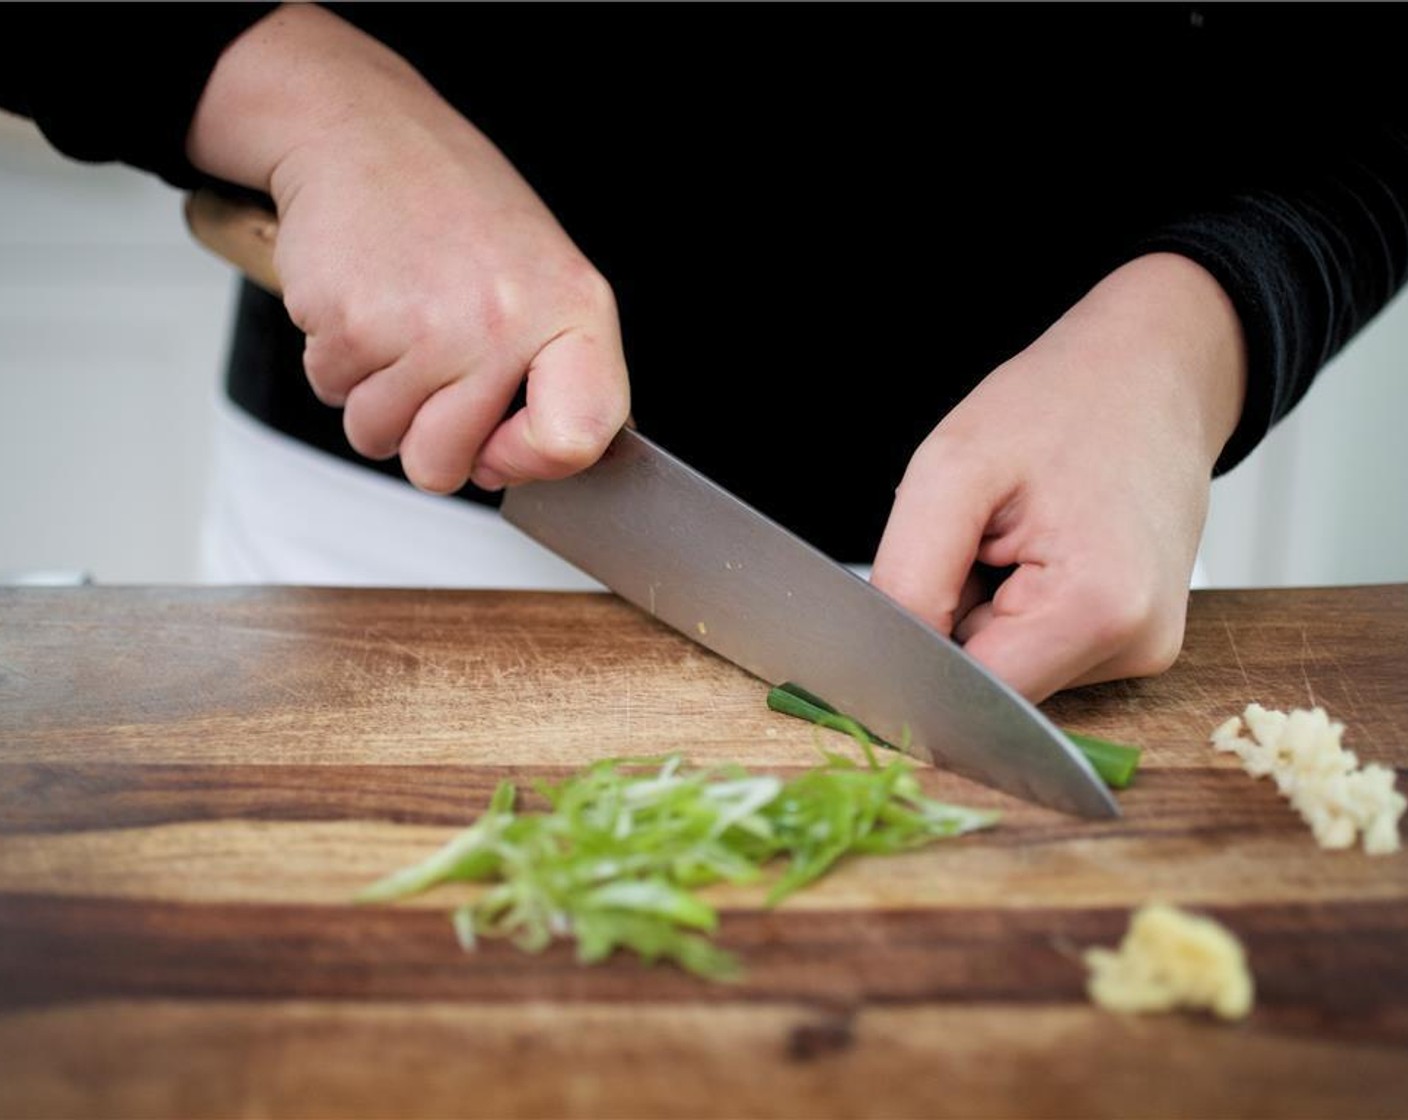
[183,186,1119,819]
[502,429,1118,818]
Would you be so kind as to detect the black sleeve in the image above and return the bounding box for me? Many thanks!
[1133,6,1408,476]
[0,2,278,189]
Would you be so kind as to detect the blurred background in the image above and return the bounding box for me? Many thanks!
[3,113,1406,588]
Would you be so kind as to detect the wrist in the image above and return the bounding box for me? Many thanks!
[185,3,432,195]
[1057,253,1248,470]
[1148,253,1248,465]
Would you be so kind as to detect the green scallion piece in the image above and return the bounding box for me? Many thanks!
[767,682,1141,790]
[1062,730,1142,790]
[766,682,897,751]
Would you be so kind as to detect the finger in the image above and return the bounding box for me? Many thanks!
[398,372,521,495]
[342,353,454,462]
[952,564,1108,702]
[869,434,1013,638]
[470,326,629,489]
[968,617,1180,701]
[955,562,1182,702]
[952,599,994,646]
[300,315,403,408]
[951,569,990,634]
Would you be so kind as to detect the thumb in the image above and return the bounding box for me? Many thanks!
[471,326,630,489]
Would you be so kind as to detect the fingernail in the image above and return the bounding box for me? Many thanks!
[472,468,506,492]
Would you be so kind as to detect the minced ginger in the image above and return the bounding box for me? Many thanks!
[1084,903,1253,1020]
[1210,704,1404,855]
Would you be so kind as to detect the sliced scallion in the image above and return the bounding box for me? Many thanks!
[358,736,998,981]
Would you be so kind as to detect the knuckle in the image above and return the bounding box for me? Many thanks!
[477,278,531,346]
[399,431,471,496]
[1075,575,1186,677]
[1077,575,1157,650]
[561,258,617,319]
[281,286,317,335]
[400,295,452,353]
[342,393,398,462]
[1124,612,1187,678]
[871,566,955,635]
[327,301,381,367]
[301,304,382,398]
[301,348,346,407]
[300,346,332,391]
[403,457,465,496]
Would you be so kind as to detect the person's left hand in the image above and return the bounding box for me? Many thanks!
[869,253,1247,703]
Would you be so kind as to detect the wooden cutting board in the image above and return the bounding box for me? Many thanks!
[1,585,1405,1119]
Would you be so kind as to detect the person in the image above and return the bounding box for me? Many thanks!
[3,3,1405,703]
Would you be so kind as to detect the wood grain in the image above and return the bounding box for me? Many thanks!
[6,1000,1404,1120]
[1,585,1405,1119]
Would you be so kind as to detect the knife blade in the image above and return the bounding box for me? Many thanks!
[502,428,1119,818]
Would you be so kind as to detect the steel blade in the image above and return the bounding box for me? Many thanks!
[501,428,1118,818]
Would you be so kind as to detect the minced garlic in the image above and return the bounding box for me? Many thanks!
[1084,903,1253,1020]
[1211,704,1404,855]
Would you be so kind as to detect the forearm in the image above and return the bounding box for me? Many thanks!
[1046,252,1248,473]
[1132,23,1408,473]
[187,4,444,196]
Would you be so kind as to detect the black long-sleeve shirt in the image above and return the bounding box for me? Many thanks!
[5,2,1406,561]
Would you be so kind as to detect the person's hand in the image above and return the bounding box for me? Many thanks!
[870,253,1247,703]
[187,4,628,494]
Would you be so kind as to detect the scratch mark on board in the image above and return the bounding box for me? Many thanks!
[1223,620,1251,689]
[364,626,443,675]
[625,672,634,743]
[338,654,379,685]
[1299,625,1318,709]
[250,664,318,705]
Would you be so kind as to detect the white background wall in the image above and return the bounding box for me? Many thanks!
[2,113,1407,588]
[0,115,234,584]
[1200,291,1408,588]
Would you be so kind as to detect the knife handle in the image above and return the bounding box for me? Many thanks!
[184,187,283,296]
